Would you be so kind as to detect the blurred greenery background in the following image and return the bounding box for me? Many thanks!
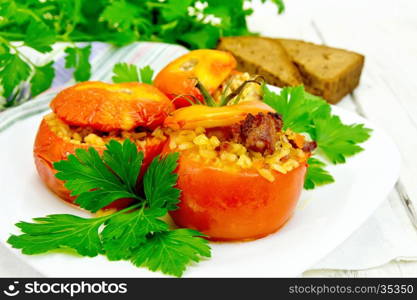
[0,0,284,108]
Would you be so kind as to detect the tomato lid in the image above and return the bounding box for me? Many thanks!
[50,81,174,132]
[154,50,237,97]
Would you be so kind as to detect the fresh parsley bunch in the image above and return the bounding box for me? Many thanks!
[263,86,372,189]
[0,0,284,107]
[7,139,210,277]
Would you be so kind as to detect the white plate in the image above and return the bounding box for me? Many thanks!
[0,93,400,277]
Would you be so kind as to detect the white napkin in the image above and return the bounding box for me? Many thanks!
[310,191,417,271]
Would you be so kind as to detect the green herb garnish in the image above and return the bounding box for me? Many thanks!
[7,139,210,277]
[304,157,335,190]
[263,85,372,189]
[112,63,154,84]
[64,45,92,82]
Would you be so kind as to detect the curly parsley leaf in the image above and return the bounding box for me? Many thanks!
[138,65,154,84]
[64,45,92,82]
[162,0,193,21]
[103,139,144,193]
[107,30,138,47]
[100,1,143,30]
[0,53,31,98]
[102,207,168,261]
[131,229,211,277]
[112,63,154,84]
[304,158,335,190]
[24,21,57,53]
[263,85,312,133]
[180,25,221,49]
[30,62,55,97]
[112,63,139,83]
[7,214,105,257]
[143,153,180,210]
[54,140,141,212]
[314,115,371,164]
[263,85,371,188]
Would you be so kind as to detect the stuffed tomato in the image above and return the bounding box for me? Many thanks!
[34,81,174,210]
[154,49,263,108]
[163,102,316,241]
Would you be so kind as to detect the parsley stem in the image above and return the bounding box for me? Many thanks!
[97,203,143,222]
[0,36,37,68]
[0,32,26,39]
[195,80,217,107]
[132,195,146,202]
[36,5,56,14]
[114,203,142,214]
[146,2,165,8]
[16,8,42,22]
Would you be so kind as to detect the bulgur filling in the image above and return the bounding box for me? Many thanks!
[213,72,263,104]
[44,113,166,147]
[166,113,315,182]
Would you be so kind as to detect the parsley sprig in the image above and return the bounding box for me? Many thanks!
[263,85,372,189]
[7,139,210,277]
[303,157,335,190]
[0,0,284,108]
[112,63,154,84]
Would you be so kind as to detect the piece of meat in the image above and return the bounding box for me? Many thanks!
[236,112,283,155]
[206,112,316,156]
[288,138,317,153]
[302,141,317,152]
[206,112,283,155]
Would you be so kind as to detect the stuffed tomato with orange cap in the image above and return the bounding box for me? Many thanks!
[163,101,317,241]
[34,81,174,210]
[154,49,263,108]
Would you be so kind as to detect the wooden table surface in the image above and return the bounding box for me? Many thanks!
[248,0,417,277]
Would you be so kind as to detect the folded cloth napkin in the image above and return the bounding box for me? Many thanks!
[1,42,416,277]
[310,191,417,271]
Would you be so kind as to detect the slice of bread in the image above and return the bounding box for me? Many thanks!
[217,36,303,87]
[274,38,365,103]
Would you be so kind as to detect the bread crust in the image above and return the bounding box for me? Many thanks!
[277,38,365,103]
[217,36,303,87]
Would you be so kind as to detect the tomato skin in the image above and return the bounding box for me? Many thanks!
[33,119,166,210]
[51,82,174,131]
[163,101,275,130]
[154,50,237,108]
[169,153,306,241]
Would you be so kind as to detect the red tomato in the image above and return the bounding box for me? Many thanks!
[34,82,172,210]
[169,153,307,241]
